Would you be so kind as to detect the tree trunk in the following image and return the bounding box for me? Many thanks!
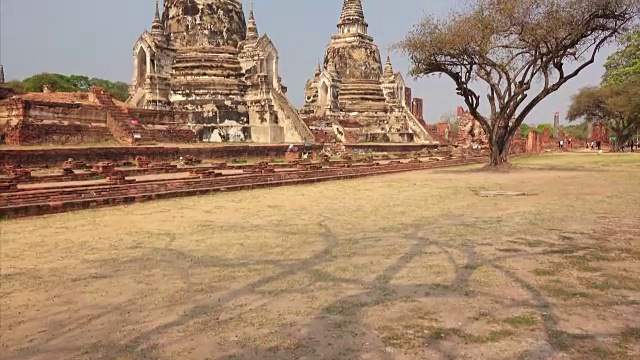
[612,129,631,153]
[489,137,511,166]
[488,123,513,167]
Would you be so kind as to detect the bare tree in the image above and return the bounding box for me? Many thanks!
[440,111,460,135]
[396,0,639,166]
[439,111,458,124]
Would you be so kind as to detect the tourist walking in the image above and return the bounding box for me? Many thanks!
[560,139,564,149]
[568,137,573,149]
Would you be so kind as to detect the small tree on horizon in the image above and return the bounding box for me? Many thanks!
[567,76,640,151]
[396,0,639,166]
[568,28,640,150]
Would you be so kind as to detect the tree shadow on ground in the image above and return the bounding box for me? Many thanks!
[5,223,637,360]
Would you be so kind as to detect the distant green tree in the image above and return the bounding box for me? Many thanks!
[520,123,532,137]
[602,30,640,85]
[563,123,589,140]
[68,75,91,91]
[87,78,129,102]
[9,73,130,102]
[535,124,554,134]
[567,76,640,150]
[3,80,26,93]
[21,73,78,92]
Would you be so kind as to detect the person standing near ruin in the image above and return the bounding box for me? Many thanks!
[596,141,601,150]
[568,137,573,149]
[560,139,564,149]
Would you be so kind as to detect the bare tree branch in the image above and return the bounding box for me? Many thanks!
[395,0,640,165]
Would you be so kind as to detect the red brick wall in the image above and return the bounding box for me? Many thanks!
[28,102,107,124]
[436,123,451,142]
[0,99,26,144]
[527,130,542,153]
[1,99,115,145]
[510,132,526,154]
[411,98,424,121]
[137,127,197,143]
[9,123,114,146]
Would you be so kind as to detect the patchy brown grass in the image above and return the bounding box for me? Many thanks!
[1,152,639,359]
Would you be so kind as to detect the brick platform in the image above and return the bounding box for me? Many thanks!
[0,145,324,168]
[345,143,440,153]
[0,157,485,219]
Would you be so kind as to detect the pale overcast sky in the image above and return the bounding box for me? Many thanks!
[0,0,616,124]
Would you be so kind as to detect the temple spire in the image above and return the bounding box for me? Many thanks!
[315,59,322,76]
[338,0,368,35]
[0,65,5,85]
[246,0,259,40]
[383,55,394,78]
[151,0,165,39]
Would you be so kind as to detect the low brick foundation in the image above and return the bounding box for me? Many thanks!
[345,143,440,153]
[0,157,485,219]
[0,144,324,168]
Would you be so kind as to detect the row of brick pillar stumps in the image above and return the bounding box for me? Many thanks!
[90,86,138,145]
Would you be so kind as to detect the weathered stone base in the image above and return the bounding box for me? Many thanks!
[345,143,439,153]
[365,132,414,143]
[250,125,285,143]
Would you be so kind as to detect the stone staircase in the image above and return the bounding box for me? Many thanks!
[93,87,196,144]
[91,87,135,144]
[271,90,315,143]
[125,88,146,108]
[403,107,436,144]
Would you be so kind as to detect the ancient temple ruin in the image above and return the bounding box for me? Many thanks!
[299,0,434,144]
[456,106,489,149]
[127,0,313,144]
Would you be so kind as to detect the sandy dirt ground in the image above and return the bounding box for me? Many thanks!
[1,153,639,360]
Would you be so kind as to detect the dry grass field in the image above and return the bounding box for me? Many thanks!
[1,153,639,360]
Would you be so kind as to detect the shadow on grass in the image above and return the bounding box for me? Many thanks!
[5,223,637,360]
